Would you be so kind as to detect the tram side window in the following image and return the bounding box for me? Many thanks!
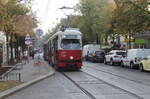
[61,39,81,50]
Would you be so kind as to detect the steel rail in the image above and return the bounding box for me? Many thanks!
[61,72,96,99]
[86,64,150,87]
[81,70,143,99]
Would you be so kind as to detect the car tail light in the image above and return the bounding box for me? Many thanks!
[114,56,119,58]
[92,53,96,56]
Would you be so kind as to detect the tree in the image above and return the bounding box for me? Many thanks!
[15,15,37,36]
[113,0,150,48]
[47,0,115,45]
[0,0,37,64]
[77,0,115,44]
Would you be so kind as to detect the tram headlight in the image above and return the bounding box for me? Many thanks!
[70,56,74,60]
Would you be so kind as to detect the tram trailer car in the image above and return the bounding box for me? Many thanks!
[46,28,82,70]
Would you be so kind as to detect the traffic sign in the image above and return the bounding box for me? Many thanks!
[36,29,43,37]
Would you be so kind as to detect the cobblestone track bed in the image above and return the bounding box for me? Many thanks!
[61,72,96,99]
[81,71,143,99]
[61,71,143,99]
[86,64,150,87]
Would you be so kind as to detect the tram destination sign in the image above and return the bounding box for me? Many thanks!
[64,35,77,39]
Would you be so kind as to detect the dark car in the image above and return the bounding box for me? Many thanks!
[89,51,105,63]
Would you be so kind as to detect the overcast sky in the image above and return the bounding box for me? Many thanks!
[32,0,79,33]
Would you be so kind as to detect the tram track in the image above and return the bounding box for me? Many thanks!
[61,72,96,99]
[61,71,143,99]
[86,64,150,87]
[81,70,143,99]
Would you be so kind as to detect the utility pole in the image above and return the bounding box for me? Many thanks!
[59,6,73,28]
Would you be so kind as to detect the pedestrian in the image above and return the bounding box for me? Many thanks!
[33,51,42,73]
[31,51,35,59]
[23,50,28,63]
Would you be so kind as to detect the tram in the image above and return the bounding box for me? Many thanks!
[44,28,82,70]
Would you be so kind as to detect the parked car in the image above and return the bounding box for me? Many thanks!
[139,55,150,72]
[88,51,105,63]
[83,44,100,61]
[120,49,150,69]
[104,50,126,65]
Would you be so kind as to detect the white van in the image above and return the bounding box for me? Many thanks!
[82,44,100,60]
[120,49,150,69]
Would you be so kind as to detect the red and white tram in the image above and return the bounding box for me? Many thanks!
[45,28,82,70]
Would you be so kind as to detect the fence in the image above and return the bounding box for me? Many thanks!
[0,72,21,81]
[0,62,24,81]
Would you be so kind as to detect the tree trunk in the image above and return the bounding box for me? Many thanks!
[15,35,19,62]
[16,36,19,59]
[105,34,108,45]
[96,33,100,44]
[6,33,10,65]
[10,33,14,64]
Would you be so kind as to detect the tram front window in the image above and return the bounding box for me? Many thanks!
[61,39,81,50]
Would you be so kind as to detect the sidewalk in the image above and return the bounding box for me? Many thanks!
[0,58,55,98]
[2,58,55,82]
[18,58,54,82]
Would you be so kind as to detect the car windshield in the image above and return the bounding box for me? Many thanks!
[116,52,126,56]
[95,51,105,55]
[61,39,81,50]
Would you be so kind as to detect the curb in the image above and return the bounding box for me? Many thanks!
[0,71,55,99]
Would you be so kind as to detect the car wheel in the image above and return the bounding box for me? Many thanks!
[104,59,107,64]
[139,64,144,72]
[120,61,124,67]
[110,59,114,66]
[130,62,134,69]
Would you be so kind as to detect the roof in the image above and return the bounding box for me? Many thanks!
[50,29,82,39]
[110,50,126,52]
[128,49,150,51]
[45,28,82,44]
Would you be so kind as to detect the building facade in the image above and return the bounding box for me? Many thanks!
[133,31,150,48]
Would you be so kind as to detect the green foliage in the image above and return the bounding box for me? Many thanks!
[114,0,150,34]
[77,0,115,44]
[50,0,150,45]
[49,0,115,44]
[0,0,37,36]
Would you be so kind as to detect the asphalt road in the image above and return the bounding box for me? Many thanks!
[4,61,150,99]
